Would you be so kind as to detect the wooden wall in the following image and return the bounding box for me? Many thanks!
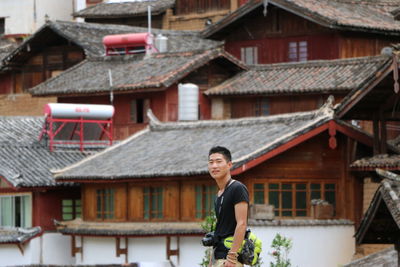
[175,0,230,15]
[2,45,84,94]
[228,94,345,118]
[85,15,164,29]
[221,6,400,64]
[33,188,81,231]
[81,131,365,224]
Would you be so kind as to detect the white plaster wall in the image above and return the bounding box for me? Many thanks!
[42,233,75,265]
[0,0,73,35]
[252,225,356,267]
[77,224,355,267]
[0,233,75,266]
[0,237,37,266]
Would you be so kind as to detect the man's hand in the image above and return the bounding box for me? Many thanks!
[224,260,236,267]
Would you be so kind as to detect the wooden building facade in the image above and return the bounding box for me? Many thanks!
[203,1,400,65]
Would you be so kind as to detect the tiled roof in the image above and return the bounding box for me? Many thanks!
[30,49,244,96]
[74,0,175,18]
[2,20,222,66]
[0,117,89,187]
[203,0,400,38]
[205,55,392,96]
[56,218,203,236]
[343,247,397,267]
[0,227,41,244]
[355,169,400,244]
[54,100,336,181]
[0,37,18,63]
[351,154,400,170]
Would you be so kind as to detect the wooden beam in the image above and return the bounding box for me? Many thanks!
[71,235,83,257]
[166,236,179,264]
[17,243,24,255]
[116,237,128,263]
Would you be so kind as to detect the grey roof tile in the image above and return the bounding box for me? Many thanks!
[56,219,203,236]
[29,49,243,96]
[205,55,392,96]
[203,0,400,37]
[0,227,41,244]
[0,117,90,187]
[54,101,336,180]
[74,0,175,18]
[2,20,222,65]
[351,154,400,170]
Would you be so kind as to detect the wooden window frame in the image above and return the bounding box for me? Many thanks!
[143,186,163,220]
[0,193,32,227]
[254,98,270,116]
[253,181,336,218]
[96,188,115,220]
[62,199,81,221]
[240,46,258,65]
[195,184,217,219]
[288,41,308,62]
[0,18,4,35]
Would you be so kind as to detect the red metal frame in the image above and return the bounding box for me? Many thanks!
[39,116,113,152]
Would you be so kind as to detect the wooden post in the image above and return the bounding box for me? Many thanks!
[379,112,387,154]
[373,114,380,155]
[394,241,400,266]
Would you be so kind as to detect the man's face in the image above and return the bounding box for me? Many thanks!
[208,153,232,180]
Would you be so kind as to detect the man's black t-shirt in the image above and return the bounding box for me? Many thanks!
[213,180,249,259]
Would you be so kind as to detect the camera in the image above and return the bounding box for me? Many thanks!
[202,231,216,247]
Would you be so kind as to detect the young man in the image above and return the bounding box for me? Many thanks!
[208,146,249,267]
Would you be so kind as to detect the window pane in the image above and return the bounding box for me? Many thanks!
[157,188,163,218]
[62,200,73,206]
[143,188,149,219]
[282,210,292,216]
[195,186,202,219]
[254,184,264,204]
[63,207,73,213]
[311,184,321,190]
[268,191,279,210]
[282,191,292,209]
[325,184,335,190]
[296,184,306,190]
[0,196,12,226]
[325,191,336,206]
[296,191,306,209]
[282,184,292,190]
[63,214,73,220]
[269,183,279,190]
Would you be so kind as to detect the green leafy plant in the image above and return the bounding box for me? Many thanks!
[199,212,217,267]
[269,233,292,267]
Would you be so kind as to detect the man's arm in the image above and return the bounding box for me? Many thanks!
[225,201,248,266]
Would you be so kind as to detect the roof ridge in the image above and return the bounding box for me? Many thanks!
[250,55,391,71]
[149,96,334,131]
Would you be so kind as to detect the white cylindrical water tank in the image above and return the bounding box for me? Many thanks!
[44,103,115,119]
[155,34,168,53]
[178,83,199,121]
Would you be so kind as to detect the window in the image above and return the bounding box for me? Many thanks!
[288,41,308,62]
[253,182,336,217]
[195,184,217,219]
[0,195,31,227]
[96,188,115,220]
[130,99,149,123]
[254,98,270,116]
[143,187,163,219]
[0,18,4,35]
[62,199,81,221]
[241,46,258,65]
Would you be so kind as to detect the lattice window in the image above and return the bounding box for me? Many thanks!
[195,184,217,219]
[143,187,163,219]
[253,182,336,217]
[62,199,81,221]
[288,41,308,62]
[241,46,258,65]
[96,188,115,220]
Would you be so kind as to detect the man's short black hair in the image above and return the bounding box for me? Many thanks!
[208,146,232,162]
